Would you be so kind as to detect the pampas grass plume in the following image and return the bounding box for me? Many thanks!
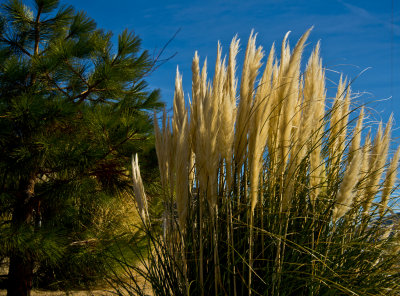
[380,146,400,216]
[131,154,149,222]
[332,150,361,221]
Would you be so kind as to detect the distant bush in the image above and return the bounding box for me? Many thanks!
[34,193,145,290]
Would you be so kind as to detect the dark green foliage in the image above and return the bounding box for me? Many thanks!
[0,0,162,293]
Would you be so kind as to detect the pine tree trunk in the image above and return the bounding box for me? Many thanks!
[7,179,36,296]
[7,253,34,296]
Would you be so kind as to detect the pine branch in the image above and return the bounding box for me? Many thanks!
[65,60,89,87]
[70,238,98,246]
[72,75,111,104]
[33,4,42,56]
[102,130,142,159]
[45,73,71,98]
[0,37,32,57]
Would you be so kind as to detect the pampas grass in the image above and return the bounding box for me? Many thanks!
[131,154,149,222]
[125,29,400,296]
[332,149,361,221]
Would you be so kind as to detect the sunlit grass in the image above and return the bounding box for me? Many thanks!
[122,28,400,296]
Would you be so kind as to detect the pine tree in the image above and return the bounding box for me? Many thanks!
[0,1,162,295]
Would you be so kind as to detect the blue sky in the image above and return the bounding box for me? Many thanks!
[67,0,399,139]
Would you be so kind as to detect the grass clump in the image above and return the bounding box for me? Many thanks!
[121,28,400,296]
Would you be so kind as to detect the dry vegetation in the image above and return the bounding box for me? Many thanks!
[123,28,400,296]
